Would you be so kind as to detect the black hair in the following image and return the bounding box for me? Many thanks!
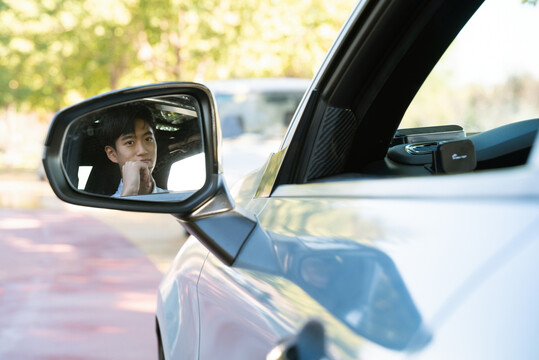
[99,103,156,150]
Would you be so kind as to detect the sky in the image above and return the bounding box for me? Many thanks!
[447,0,539,85]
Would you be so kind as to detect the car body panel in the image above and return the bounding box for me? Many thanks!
[161,157,538,359]
[197,243,366,360]
[201,171,539,358]
[410,232,539,360]
[157,237,209,359]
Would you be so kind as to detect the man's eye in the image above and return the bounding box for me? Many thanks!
[125,140,134,146]
[146,137,155,142]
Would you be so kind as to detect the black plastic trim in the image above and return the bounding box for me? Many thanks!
[275,89,324,186]
[178,208,258,266]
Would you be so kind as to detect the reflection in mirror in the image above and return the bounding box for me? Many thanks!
[62,95,205,201]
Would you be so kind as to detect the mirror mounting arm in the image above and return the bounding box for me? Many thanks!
[177,208,258,266]
[174,177,257,266]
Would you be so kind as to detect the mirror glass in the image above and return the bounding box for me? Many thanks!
[61,95,205,201]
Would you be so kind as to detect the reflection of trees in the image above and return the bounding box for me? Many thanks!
[260,198,385,245]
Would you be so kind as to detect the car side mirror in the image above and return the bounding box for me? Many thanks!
[43,82,228,214]
[43,82,257,265]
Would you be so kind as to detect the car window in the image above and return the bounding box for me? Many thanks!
[299,0,538,184]
[401,0,539,134]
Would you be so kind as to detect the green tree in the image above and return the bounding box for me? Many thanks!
[1,0,355,113]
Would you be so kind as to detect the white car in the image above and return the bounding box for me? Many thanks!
[167,78,309,190]
[44,0,539,359]
[208,78,310,186]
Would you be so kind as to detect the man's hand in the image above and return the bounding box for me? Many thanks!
[120,161,154,196]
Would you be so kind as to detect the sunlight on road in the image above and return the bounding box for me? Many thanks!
[5,235,75,253]
[0,217,42,229]
[0,208,165,359]
[115,292,158,314]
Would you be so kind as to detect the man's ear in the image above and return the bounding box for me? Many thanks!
[105,146,118,163]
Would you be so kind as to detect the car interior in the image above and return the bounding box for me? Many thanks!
[62,97,203,196]
[382,119,539,176]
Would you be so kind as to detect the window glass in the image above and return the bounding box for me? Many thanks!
[77,166,92,190]
[401,0,539,134]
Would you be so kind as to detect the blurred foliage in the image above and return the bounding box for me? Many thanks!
[401,0,539,132]
[0,0,354,113]
[402,74,539,133]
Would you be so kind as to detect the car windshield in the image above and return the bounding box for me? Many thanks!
[401,0,539,134]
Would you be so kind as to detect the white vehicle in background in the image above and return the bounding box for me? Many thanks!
[206,78,310,186]
[167,78,310,190]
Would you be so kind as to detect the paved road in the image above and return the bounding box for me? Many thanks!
[0,176,187,359]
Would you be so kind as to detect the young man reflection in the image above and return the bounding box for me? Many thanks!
[101,104,166,197]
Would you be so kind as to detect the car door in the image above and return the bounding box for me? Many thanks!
[194,0,539,358]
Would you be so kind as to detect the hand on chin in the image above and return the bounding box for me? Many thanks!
[121,160,154,196]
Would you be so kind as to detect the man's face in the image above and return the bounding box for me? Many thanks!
[105,118,157,172]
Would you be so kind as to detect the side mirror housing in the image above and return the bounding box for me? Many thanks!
[44,82,224,214]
